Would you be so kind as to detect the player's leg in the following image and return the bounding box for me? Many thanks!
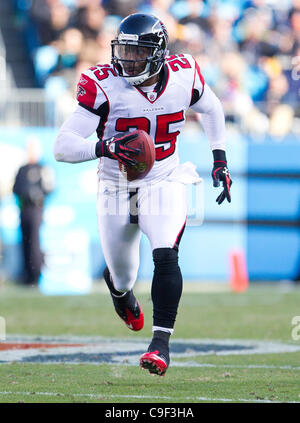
[138,181,187,375]
[20,206,43,285]
[97,184,144,331]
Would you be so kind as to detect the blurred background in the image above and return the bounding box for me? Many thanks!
[0,0,300,294]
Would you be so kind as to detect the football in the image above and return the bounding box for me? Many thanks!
[119,130,155,181]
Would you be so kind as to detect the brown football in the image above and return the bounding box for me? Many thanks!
[119,130,155,181]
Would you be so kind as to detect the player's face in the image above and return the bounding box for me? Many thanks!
[116,44,152,76]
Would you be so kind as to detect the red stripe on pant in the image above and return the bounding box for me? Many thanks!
[173,216,187,251]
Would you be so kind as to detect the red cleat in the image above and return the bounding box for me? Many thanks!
[118,300,144,331]
[140,350,169,376]
[103,267,144,331]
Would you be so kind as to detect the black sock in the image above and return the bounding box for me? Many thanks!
[151,248,183,329]
[152,330,170,344]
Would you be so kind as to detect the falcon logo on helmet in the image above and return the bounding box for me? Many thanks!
[111,13,169,86]
[152,19,169,44]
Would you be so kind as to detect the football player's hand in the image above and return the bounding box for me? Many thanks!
[211,150,232,205]
[96,133,140,167]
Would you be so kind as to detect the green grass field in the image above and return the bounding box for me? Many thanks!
[0,281,300,403]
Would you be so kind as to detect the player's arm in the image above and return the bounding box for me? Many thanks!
[189,63,232,204]
[54,105,100,163]
[54,74,139,166]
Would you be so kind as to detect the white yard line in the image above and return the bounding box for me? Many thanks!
[0,391,299,403]
[171,361,300,370]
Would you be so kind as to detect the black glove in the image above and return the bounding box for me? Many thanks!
[95,133,140,167]
[212,149,232,205]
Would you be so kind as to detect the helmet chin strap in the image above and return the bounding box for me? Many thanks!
[124,72,151,86]
[122,61,164,86]
[122,62,151,86]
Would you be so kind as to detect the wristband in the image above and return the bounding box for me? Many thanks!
[213,149,227,164]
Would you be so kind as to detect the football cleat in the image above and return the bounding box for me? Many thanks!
[113,293,144,331]
[103,267,144,331]
[140,343,170,376]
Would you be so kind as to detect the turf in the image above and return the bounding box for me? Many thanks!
[0,282,300,403]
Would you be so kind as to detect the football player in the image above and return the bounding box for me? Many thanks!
[54,13,232,376]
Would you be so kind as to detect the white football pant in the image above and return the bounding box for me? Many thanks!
[97,179,187,292]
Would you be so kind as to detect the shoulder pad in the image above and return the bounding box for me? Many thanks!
[87,64,118,84]
[165,54,194,72]
[76,68,111,112]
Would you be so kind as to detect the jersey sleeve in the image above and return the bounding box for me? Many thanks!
[190,82,226,151]
[54,105,100,163]
[76,72,108,116]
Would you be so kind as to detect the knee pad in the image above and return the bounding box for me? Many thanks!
[153,248,179,273]
[153,247,178,262]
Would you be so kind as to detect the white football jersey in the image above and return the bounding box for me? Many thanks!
[76,53,205,185]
